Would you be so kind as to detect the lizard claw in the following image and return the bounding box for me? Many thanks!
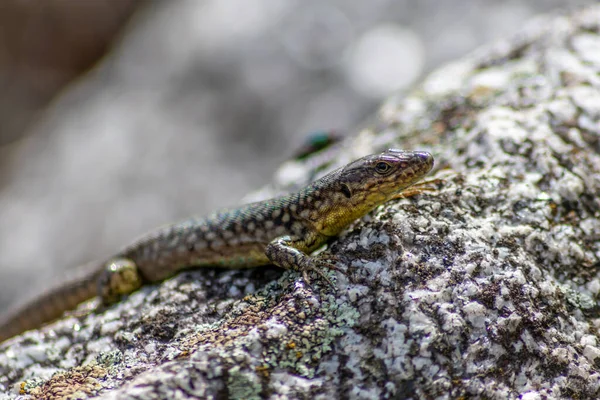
[316,258,343,272]
[308,257,345,288]
[299,262,337,289]
[317,254,341,263]
[310,268,336,289]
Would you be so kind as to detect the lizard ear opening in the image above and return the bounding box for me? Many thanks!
[341,183,352,198]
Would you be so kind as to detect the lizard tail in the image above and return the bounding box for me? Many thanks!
[0,262,102,343]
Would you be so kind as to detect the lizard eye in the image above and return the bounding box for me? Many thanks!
[375,162,392,174]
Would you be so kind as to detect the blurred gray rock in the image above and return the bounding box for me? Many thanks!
[0,0,141,145]
[2,4,600,399]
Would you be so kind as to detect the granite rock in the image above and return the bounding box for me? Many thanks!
[2,5,600,400]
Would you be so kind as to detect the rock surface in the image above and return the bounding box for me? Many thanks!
[2,5,600,400]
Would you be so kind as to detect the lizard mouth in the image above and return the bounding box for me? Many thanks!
[382,150,433,195]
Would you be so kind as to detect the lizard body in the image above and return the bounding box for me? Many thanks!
[0,149,433,342]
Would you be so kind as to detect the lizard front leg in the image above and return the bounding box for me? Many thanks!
[265,236,339,287]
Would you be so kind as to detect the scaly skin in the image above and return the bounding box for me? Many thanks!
[0,149,433,342]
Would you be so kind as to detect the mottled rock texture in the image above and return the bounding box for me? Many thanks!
[2,5,600,400]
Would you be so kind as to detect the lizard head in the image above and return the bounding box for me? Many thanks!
[339,149,433,203]
[310,149,434,236]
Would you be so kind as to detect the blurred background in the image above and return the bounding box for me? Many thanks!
[0,0,593,312]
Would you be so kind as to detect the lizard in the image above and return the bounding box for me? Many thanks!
[0,149,434,343]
